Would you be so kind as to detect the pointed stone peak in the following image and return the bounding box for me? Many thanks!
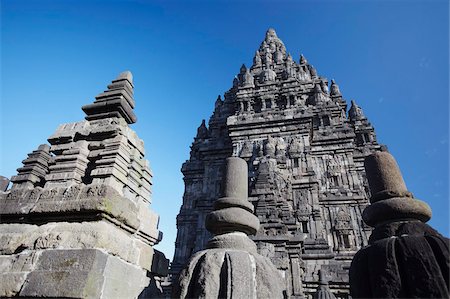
[300,54,307,65]
[256,28,287,65]
[266,28,277,39]
[240,64,247,73]
[286,53,293,63]
[348,100,365,122]
[82,71,137,124]
[196,119,208,139]
[330,79,341,97]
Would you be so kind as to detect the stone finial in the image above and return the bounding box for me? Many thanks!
[350,151,449,298]
[266,28,277,39]
[287,53,293,63]
[10,144,51,190]
[330,79,341,97]
[309,65,318,77]
[362,151,432,227]
[300,54,307,65]
[233,76,239,87]
[259,28,286,59]
[242,67,255,87]
[253,50,262,66]
[321,81,329,94]
[117,70,133,83]
[196,119,208,139]
[214,95,223,109]
[348,100,366,122]
[173,157,284,298]
[240,64,247,74]
[205,157,259,236]
[82,71,137,124]
[313,270,337,299]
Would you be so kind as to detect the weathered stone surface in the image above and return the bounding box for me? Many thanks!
[364,150,412,202]
[312,270,336,299]
[173,157,284,298]
[0,222,157,271]
[16,249,149,299]
[82,71,137,124]
[349,151,450,298]
[10,144,50,190]
[0,72,167,298]
[0,185,160,243]
[171,28,380,298]
[0,175,10,191]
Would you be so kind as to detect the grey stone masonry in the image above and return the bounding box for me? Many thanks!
[171,29,381,299]
[0,71,168,298]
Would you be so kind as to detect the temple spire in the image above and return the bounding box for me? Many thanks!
[330,79,342,97]
[82,71,137,124]
[196,119,208,139]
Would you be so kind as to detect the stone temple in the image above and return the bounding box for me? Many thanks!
[0,72,168,298]
[171,29,381,298]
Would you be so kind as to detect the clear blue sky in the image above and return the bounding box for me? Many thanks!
[1,0,448,260]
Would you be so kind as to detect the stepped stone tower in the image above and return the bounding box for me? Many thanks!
[0,72,168,298]
[171,29,381,298]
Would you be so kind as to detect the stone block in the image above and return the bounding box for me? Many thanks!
[19,249,107,298]
[0,175,10,191]
[0,221,158,271]
[0,273,28,297]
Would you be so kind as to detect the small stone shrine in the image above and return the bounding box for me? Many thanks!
[172,157,284,298]
[0,71,168,298]
[350,151,449,298]
[172,29,380,298]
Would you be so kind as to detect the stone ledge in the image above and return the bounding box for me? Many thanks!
[0,221,158,271]
[0,184,160,243]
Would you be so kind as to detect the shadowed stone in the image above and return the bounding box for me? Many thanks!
[349,151,449,298]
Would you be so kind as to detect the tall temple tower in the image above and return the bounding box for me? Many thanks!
[171,29,381,298]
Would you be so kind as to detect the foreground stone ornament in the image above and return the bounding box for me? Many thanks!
[349,151,449,298]
[172,157,284,298]
[0,72,168,298]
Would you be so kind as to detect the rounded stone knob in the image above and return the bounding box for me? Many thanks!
[364,151,411,202]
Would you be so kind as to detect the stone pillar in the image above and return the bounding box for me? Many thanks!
[350,151,449,298]
[173,157,285,298]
